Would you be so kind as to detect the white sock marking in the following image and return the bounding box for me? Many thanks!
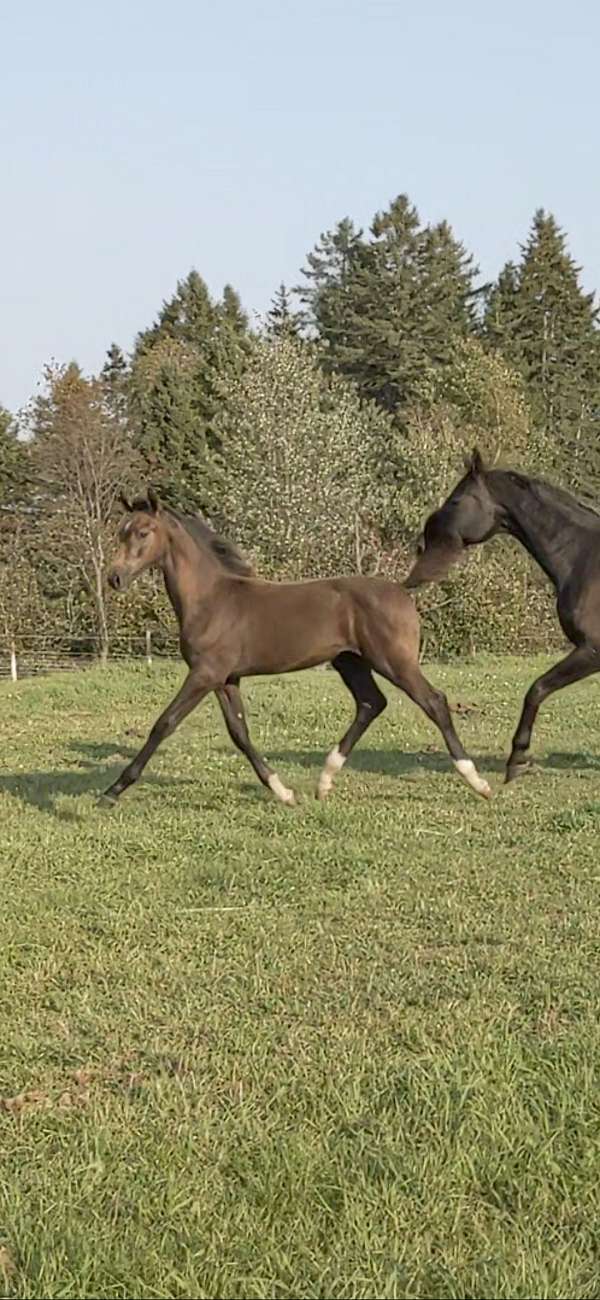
[268,772,295,805]
[317,745,346,799]
[454,758,491,799]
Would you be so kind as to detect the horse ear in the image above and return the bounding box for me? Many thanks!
[464,446,485,478]
[119,493,133,512]
[147,487,161,514]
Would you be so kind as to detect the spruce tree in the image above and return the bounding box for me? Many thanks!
[219,284,249,336]
[130,272,251,506]
[482,210,600,486]
[297,216,364,343]
[130,339,209,511]
[416,219,479,359]
[0,405,29,510]
[334,196,423,409]
[481,262,522,355]
[266,284,302,339]
[101,343,130,421]
[299,195,478,415]
[134,270,217,357]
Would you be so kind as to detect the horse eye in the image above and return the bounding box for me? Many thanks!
[138,528,150,540]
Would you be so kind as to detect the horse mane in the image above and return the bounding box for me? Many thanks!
[129,498,255,576]
[169,509,255,576]
[493,470,600,525]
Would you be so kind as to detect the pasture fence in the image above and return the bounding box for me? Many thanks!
[0,631,181,682]
[0,633,332,681]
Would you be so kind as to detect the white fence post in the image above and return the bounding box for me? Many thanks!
[146,629,153,667]
[10,642,18,682]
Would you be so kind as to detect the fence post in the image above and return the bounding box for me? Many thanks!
[10,641,18,683]
[146,629,153,667]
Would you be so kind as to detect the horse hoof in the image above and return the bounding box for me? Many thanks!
[99,790,119,806]
[505,761,532,784]
[267,774,296,806]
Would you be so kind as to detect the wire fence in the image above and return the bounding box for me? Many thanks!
[0,632,333,682]
[0,632,181,681]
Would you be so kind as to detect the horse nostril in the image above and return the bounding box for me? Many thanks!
[109,571,121,590]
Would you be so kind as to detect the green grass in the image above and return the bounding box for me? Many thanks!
[2,656,600,1299]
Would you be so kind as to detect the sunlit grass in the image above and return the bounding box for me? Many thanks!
[1,658,600,1298]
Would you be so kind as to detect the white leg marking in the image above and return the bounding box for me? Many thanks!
[454,758,491,799]
[268,772,295,805]
[317,744,346,800]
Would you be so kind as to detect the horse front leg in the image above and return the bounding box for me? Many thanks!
[505,645,600,783]
[102,669,215,801]
[216,682,295,805]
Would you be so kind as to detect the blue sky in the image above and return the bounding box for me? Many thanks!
[2,0,598,412]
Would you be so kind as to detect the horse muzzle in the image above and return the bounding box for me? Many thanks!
[107,567,132,592]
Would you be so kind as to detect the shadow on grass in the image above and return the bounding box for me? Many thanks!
[0,740,192,819]
[2,739,599,821]
[262,747,600,779]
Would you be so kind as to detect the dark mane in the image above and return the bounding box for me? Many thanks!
[494,470,600,525]
[170,509,255,576]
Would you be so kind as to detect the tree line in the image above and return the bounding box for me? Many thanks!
[1,197,599,662]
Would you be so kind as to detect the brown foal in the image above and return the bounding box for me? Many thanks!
[104,492,490,805]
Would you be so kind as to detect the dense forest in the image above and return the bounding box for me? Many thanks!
[2,197,599,662]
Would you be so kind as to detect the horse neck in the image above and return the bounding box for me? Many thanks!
[486,470,592,589]
[160,516,223,625]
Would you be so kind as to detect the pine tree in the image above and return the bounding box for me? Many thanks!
[194,318,251,458]
[481,262,522,355]
[130,338,210,511]
[134,270,217,357]
[0,405,29,507]
[202,282,252,436]
[333,196,423,409]
[101,343,130,421]
[482,210,600,486]
[130,272,251,506]
[266,284,302,339]
[297,217,364,342]
[416,219,480,360]
[299,196,478,415]
[219,284,249,336]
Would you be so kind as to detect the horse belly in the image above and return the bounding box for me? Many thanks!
[242,633,352,676]
[241,591,353,675]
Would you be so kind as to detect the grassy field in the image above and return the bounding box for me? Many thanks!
[1,656,600,1299]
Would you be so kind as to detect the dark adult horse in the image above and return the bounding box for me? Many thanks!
[405,448,600,783]
[103,492,490,804]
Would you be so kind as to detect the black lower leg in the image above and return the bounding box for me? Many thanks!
[316,654,387,799]
[332,653,387,758]
[103,671,211,800]
[216,683,273,789]
[506,646,600,782]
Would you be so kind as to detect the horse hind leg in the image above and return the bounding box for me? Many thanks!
[316,653,387,800]
[372,654,491,801]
